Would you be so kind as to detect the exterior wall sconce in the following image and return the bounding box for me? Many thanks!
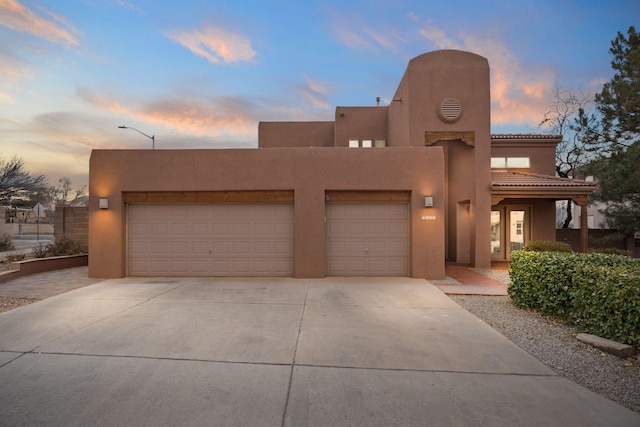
[424,196,433,208]
[99,198,109,209]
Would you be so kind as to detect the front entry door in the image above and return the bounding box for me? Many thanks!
[491,205,531,260]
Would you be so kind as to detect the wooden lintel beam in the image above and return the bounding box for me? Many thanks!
[123,190,294,204]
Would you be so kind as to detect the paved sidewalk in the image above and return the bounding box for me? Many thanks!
[1,276,638,426]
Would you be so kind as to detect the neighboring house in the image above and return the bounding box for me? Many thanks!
[89,49,596,279]
[3,202,47,223]
[556,199,609,230]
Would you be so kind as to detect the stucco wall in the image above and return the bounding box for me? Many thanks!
[491,141,557,175]
[334,107,388,147]
[390,50,491,267]
[258,121,334,148]
[89,147,445,279]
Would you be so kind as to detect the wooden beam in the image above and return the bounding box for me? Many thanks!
[580,202,589,253]
[123,190,294,204]
[425,131,475,146]
[325,190,411,203]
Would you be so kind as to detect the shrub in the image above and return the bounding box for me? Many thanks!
[46,234,83,256]
[32,242,50,258]
[508,251,577,317]
[589,247,632,256]
[0,233,14,252]
[509,250,640,348]
[6,254,26,262]
[571,264,640,348]
[523,240,572,253]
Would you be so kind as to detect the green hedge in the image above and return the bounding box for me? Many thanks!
[508,251,640,348]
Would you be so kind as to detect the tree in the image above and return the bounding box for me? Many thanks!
[0,156,48,203]
[50,176,88,206]
[594,26,640,154]
[586,26,640,236]
[539,87,596,228]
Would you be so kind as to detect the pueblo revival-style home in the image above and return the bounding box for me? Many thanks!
[88,49,596,279]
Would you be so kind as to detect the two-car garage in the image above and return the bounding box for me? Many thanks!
[128,203,294,277]
[126,191,410,277]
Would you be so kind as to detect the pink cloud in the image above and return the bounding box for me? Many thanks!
[328,9,403,52]
[296,78,331,110]
[0,0,79,46]
[166,25,257,64]
[77,87,258,137]
[419,24,556,126]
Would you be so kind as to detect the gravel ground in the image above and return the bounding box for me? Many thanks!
[453,269,640,414]
[0,296,38,312]
[1,258,40,313]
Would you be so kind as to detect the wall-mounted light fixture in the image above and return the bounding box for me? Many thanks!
[99,198,109,209]
[424,196,433,208]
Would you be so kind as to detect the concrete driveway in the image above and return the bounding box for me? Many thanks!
[0,277,638,426]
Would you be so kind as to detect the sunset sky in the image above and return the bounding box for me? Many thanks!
[0,0,637,188]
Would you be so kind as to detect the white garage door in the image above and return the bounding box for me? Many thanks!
[326,203,409,276]
[128,203,294,276]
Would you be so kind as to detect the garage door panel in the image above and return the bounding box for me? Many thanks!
[150,223,169,234]
[128,203,293,276]
[273,241,292,254]
[327,203,409,276]
[190,222,210,234]
[150,241,169,254]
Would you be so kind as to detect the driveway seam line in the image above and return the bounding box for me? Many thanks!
[28,281,190,353]
[281,280,310,427]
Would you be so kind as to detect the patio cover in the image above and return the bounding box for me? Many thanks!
[491,170,598,252]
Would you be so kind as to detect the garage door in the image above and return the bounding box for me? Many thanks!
[128,203,293,276]
[326,203,409,276]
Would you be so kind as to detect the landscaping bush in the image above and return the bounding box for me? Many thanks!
[45,234,83,256]
[0,233,14,252]
[509,250,640,348]
[32,242,50,258]
[523,240,572,253]
[5,254,26,262]
[589,247,632,256]
[571,264,640,348]
[508,251,578,317]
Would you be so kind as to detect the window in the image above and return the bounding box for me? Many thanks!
[491,157,530,168]
[349,139,386,148]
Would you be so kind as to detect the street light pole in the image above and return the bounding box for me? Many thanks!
[118,125,155,149]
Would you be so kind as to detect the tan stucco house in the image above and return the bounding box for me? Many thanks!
[89,49,596,279]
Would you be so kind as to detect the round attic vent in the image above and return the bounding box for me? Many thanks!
[438,98,462,123]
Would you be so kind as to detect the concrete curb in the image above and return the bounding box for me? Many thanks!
[576,333,637,358]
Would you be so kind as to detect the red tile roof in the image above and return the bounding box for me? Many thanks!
[491,134,562,141]
[491,170,597,188]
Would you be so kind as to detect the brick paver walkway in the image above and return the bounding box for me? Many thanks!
[433,263,509,296]
[0,266,102,299]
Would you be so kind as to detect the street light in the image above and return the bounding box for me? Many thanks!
[118,125,155,149]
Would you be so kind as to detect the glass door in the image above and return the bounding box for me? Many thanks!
[490,210,503,259]
[509,209,526,253]
[491,206,531,260]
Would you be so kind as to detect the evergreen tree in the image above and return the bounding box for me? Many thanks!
[587,26,640,236]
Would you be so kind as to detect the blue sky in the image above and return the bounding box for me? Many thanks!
[0,0,637,187]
